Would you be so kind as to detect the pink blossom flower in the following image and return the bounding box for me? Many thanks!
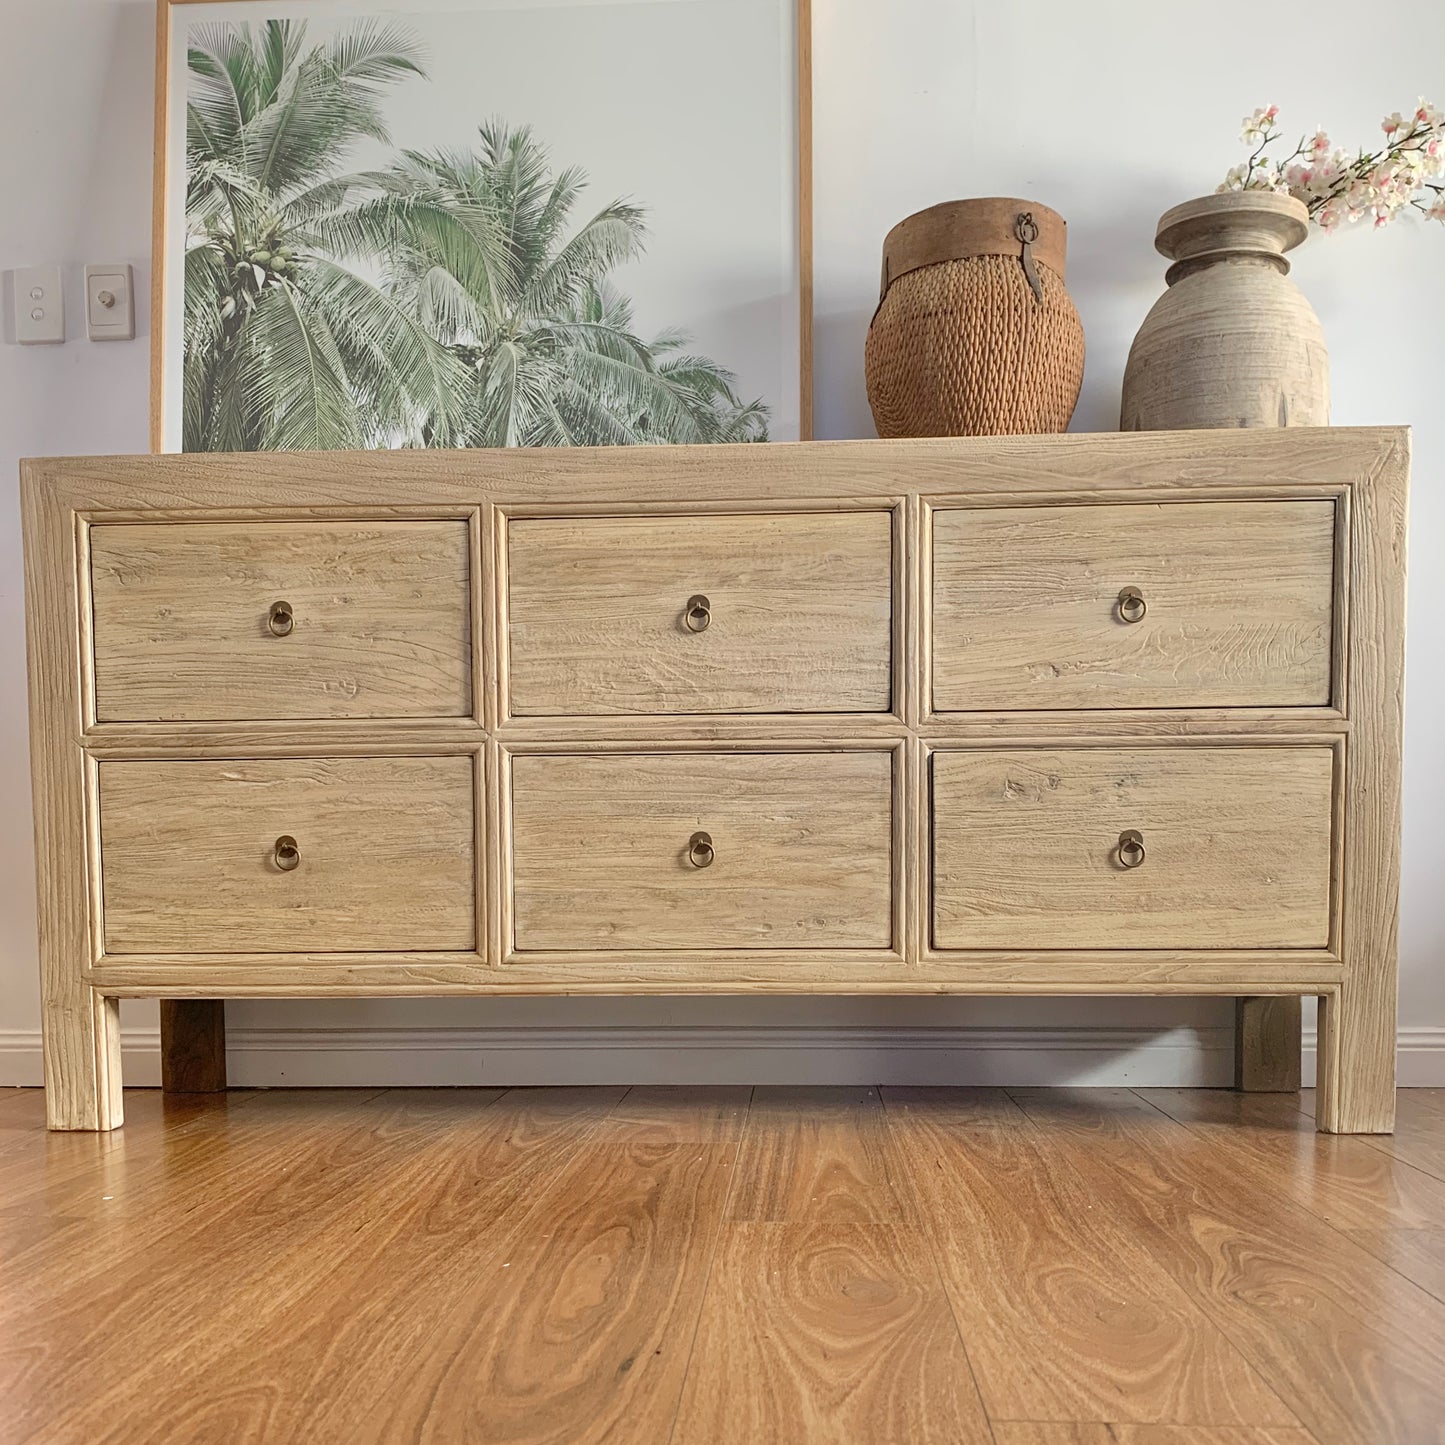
[1222,98,1445,233]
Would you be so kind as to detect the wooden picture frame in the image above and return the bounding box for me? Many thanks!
[151,0,813,450]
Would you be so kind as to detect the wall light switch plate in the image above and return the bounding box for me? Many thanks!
[85,263,135,341]
[14,265,64,344]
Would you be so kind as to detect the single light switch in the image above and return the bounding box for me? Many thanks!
[85,263,135,341]
[14,265,64,344]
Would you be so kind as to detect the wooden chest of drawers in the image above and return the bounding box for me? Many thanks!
[21,430,1407,1133]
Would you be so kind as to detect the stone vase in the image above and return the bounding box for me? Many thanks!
[1120,191,1328,430]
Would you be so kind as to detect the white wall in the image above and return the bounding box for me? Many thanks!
[2,0,1441,1088]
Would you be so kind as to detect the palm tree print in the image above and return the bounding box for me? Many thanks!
[183,20,769,450]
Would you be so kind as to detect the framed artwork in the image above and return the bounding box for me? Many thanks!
[151,0,812,451]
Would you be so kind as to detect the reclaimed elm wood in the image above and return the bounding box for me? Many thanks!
[931,746,1334,950]
[19,429,1406,1132]
[931,500,1335,712]
[22,465,122,1131]
[158,1000,226,1093]
[1315,433,1408,1133]
[509,750,894,951]
[98,756,477,953]
[90,520,472,721]
[506,510,893,716]
[1234,997,1302,1092]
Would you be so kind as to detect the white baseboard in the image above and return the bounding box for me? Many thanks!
[2,1024,1443,1088]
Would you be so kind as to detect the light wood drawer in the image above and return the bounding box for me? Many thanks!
[506,512,893,715]
[931,500,1335,710]
[90,521,472,720]
[98,757,476,953]
[510,751,894,950]
[932,746,1334,950]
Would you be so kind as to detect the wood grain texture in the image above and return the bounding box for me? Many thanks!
[158,1000,226,1092]
[1343,1229,1445,1305]
[39,426,1397,510]
[1120,193,1328,432]
[992,1427,1315,1445]
[1143,1088,1445,1231]
[99,756,476,952]
[672,1221,993,1444]
[21,465,122,1130]
[931,500,1335,711]
[90,519,472,721]
[882,1088,1301,1428]
[726,1086,910,1224]
[1010,1088,1445,1442]
[1234,997,1302,1092]
[21,428,1407,1130]
[9,1085,1445,1439]
[932,746,1335,950]
[506,510,892,716]
[510,750,894,951]
[1353,1088,1445,1181]
[1317,434,1408,1133]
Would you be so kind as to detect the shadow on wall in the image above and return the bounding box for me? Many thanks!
[182,993,1244,1089]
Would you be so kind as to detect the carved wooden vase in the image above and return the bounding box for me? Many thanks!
[1121,191,1328,430]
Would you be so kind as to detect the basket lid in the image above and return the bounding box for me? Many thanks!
[879,198,1068,300]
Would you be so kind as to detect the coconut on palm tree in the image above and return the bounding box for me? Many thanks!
[315,122,769,445]
[185,24,769,449]
[183,19,466,450]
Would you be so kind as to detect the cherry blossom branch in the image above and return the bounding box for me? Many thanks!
[1220,101,1445,230]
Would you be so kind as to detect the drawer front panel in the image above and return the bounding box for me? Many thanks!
[91,521,472,720]
[932,746,1334,950]
[931,500,1335,711]
[506,512,893,715]
[510,751,894,950]
[99,757,476,953]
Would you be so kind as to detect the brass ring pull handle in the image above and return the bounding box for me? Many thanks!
[687,831,715,869]
[1116,829,1146,869]
[273,835,301,872]
[267,600,294,637]
[684,595,711,633]
[1117,586,1147,624]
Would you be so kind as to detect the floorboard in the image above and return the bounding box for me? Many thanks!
[1010,1088,1445,1445]
[3,1086,1445,1443]
[882,1088,1298,1430]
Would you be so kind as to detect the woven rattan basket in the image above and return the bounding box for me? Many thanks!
[865,198,1085,437]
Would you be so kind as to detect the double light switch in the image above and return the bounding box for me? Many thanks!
[12,263,135,343]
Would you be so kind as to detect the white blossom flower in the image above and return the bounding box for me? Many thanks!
[1240,104,1280,144]
[1221,99,1445,234]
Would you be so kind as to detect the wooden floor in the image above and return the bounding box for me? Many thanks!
[4,1086,1445,1444]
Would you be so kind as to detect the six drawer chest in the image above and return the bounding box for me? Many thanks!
[21,428,1407,1132]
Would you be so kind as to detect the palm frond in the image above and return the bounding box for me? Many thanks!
[521,202,648,320]
[306,258,470,445]
[241,282,361,450]
[324,20,426,87]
